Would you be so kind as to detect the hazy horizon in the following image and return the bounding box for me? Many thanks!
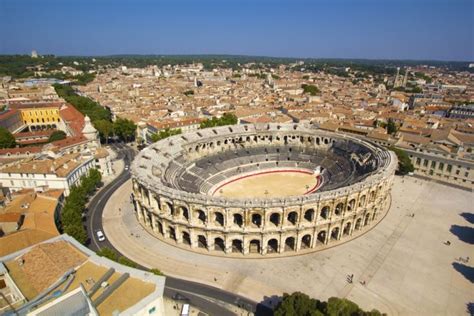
[1,0,473,61]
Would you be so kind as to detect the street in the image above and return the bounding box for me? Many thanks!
[84,143,271,316]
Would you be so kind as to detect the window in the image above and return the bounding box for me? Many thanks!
[456,170,460,175]
[438,162,444,170]
[465,172,469,177]
[431,161,436,169]
[416,158,421,165]
[447,165,452,172]
[423,160,428,167]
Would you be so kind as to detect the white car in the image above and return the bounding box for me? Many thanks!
[96,230,106,242]
[125,165,129,170]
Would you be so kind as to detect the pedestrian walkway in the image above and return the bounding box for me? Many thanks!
[103,176,474,315]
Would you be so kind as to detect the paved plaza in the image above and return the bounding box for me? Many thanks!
[103,176,473,315]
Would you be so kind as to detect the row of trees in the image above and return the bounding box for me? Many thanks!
[61,169,102,244]
[274,292,385,316]
[96,247,164,275]
[54,84,111,122]
[54,84,137,143]
[200,113,238,129]
[150,128,182,143]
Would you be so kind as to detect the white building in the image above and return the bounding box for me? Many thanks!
[0,153,94,196]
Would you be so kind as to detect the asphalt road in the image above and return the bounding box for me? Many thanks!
[84,143,272,316]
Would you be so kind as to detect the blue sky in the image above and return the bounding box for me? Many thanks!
[0,0,472,61]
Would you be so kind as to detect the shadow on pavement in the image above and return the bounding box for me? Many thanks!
[450,225,474,244]
[460,212,474,225]
[452,262,474,283]
[255,295,280,316]
[467,302,474,315]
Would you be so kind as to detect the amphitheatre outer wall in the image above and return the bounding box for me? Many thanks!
[131,123,397,257]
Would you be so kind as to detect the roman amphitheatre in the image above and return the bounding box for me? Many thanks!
[130,123,397,256]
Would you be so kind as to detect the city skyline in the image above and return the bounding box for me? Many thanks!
[1,0,473,61]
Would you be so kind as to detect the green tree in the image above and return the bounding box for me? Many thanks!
[150,268,164,276]
[96,247,118,261]
[63,223,88,244]
[94,119,114,143]
[183,90,194,96]
[301,84,321,96]
[113,117,137,142]
[53,84,111,123]
[0,127,16,149]
[386,118,397,135]
[274,292,324,316]
[48,130,67,142]
[150,128,182,142]
[274,292,385,316]
[389,147,415,175]
[118,256,138,268]
[200,113,238,129]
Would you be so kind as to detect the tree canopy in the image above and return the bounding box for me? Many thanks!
[113,117,137,142]
[151,128,182,142]
[48,130,67,142]
[0,127,16,149]
[54,84,111,123]
[61,168,102,244]
[200,113,238,129]
[389,147,415,175]
[301,84,321,96]
[274,292,385,316]
[94,119,114,143]
[386,118,397,135]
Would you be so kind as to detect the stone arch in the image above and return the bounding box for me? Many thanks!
[334,203,344,216]
[233,213,243,227]
[369,191,376,202]
[214,212,224,226]
[364,213,371,226]
[158,221,163,234]
[180,206,189,220]
[372,212,377,221]
[347,199,356,211]
[316,137,320,145]
[197,235,207,248]
[194,209,206,224]
[252,213,262,227]
[287,211,298,225]
[324,138,329,145]
[269,213,280,226]
[359,195,366,207]
[165,202,175,216]
[301,234,311,249]
[249,239,261,253]
[331,227,340,240]
[267,239,279,253]
[317,230,326,244]
[320,206,330,220]
[182,231,191,245]
[343,222,351,236]
[232,239,243,253]
[214,237,225,251]
[285,236,296,251]
[355,218,362,230]
[304,208,315,222]
[169,226,176,240]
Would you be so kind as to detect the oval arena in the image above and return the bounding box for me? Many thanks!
[131,124,397,257]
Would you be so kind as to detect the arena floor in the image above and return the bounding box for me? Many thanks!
[211,169,319,198]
